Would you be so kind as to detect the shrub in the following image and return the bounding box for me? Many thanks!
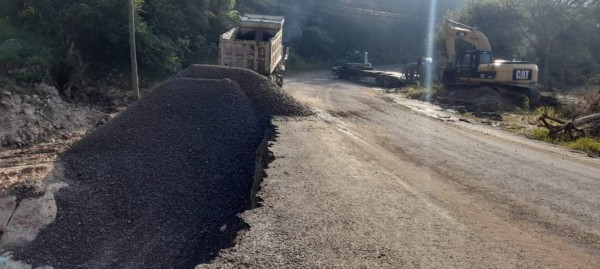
[522,96,530,110]
[529,128,553,143]
[136,29,182,77]
[528,127,600,156]
[565,138,600,156]
[402,87,424,99]
[534,105,562,119]
[0,20,60,83]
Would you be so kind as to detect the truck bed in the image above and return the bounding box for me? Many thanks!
[219,15,284,76]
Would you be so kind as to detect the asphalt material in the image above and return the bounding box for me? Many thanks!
[17,77,282,268]
[176,65,311,122]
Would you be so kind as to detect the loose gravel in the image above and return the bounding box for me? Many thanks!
[15,75,303,268]
[176,65,312,122]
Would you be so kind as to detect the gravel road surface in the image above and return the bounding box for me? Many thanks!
[203,71,600,268]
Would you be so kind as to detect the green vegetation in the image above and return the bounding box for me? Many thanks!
[568,138,600,156]
[402,87,426,100]
[529,128,554,143]
[503,123,526,134]
[1,0,238,96]
[0,20,61,83]
[534,106,562,121]
[528,128,600,156]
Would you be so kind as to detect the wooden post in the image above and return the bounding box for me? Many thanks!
[129,0,140,99]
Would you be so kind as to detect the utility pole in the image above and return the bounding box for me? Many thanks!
[129,0,140,99]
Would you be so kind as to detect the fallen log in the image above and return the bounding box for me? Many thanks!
[537,112,600,140]
[574,113,600,127]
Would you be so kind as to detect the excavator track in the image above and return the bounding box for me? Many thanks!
[442,83,540,112]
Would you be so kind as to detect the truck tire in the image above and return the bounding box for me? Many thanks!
[276,75,284,87]
[383,76,391,88]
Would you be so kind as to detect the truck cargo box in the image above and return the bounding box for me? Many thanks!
[219,14,286,78]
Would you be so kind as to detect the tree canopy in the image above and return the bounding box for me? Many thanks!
[0,0,238,89]
[1,0,598,93]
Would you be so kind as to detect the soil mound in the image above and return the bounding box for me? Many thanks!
[0,84,107,149]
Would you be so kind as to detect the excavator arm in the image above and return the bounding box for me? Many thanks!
[443,19,492,66]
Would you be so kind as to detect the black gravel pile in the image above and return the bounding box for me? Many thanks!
[18,78,264,268]
[176,65,311,121]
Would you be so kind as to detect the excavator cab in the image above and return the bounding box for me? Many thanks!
[454,50,494,80]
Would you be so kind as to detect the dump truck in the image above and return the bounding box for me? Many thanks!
[219,14,289,86]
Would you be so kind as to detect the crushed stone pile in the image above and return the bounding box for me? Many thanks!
[17,78,265,268]
[0,84,108,149]
[14,65,310,268]
[176,64,312,121]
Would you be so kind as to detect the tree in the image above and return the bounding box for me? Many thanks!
[447,0,526,59]
[518,0,590,86]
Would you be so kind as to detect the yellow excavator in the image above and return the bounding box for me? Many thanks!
[441,19,539,98]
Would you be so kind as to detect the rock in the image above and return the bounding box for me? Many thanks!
[0,254,55,269]
[0,182,66,248]
[21,105,35,117]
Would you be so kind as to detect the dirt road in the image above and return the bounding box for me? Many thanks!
[202,71,600,268]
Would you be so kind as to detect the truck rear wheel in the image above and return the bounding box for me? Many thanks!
[383,76,392,88]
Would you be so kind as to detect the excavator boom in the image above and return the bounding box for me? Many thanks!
[443,19,492,66]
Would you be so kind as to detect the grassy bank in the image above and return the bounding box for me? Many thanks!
[396,86,600,157]
[528,128,600,156]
